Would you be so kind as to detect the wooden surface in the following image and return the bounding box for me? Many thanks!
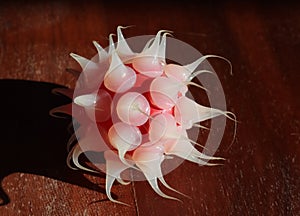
[0,1,299,215]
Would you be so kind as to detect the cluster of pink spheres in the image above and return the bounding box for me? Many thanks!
[53,26,233,205]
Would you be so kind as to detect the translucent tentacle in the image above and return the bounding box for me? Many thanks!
[116,178,131,185]
[158,176,190,198]
[188,69,214,81]
[142,38,155,52]
[174,96,228,129]
[104,150,132,206]
[184,54,232,74]
[132,143,179,201]
[192,123,210,130]
[67,144,99,173]
[164,137,224,166]
[70,53,90,69]
[108,33,116,56]
[116,26,135,61]
[158,32,172,59]
[185,81,208,92]
[92,40,108,62]
[74,90,112,123]
[132,30,171,77]
[142,30,168,57]
[147,178,180,201]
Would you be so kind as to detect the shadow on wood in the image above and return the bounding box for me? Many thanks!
[0,79,106,206]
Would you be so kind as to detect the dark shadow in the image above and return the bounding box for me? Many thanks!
[0,79,107,206]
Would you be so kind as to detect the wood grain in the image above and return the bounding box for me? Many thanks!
[0,1,299,215]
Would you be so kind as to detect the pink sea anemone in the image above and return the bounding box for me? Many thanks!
[51,26,235,205]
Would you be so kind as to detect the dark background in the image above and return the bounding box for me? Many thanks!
[0,1,299,215]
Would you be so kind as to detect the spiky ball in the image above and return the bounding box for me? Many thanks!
[52,26,234,205]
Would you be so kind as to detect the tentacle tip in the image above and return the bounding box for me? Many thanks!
[162,32,174,38]
[198,162,224,167]
[175,191,191,200]
[209,156,226,161]
[118,25,135,30]
[159,29,173,34]
[212,163,225,166]
[176,198,183,203]
[117,179,131,186]
[70,52,79,58]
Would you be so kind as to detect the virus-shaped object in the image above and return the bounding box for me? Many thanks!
[51,26,235,205]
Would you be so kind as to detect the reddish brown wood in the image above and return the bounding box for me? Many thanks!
[0,1,299,215]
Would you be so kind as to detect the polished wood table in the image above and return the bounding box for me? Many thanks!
[0,1,299,215]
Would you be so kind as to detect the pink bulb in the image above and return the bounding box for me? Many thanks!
[164,64,191,82]
[149,113,180,143]
[108,122,142,152]
[104,52,136,93]
[132,56,164,77]
[104,65,136,93]
[108,122,142,169]
[115,26,135,62]
[150,76,188,109]
[116,92,150,126]
[132,142,164,162]
[132,30,168,78]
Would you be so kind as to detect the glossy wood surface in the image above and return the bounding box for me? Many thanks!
[0,1,299,215]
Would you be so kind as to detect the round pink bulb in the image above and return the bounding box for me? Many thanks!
[132,142,164,165]
[131,30,168,78]
[116,92,150,126]
[150,76,188,109]
[104,52,137,93]
[164,64,191,82]
[132,56,164,77]
[149,113,180,143]
[108,122,142,152]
